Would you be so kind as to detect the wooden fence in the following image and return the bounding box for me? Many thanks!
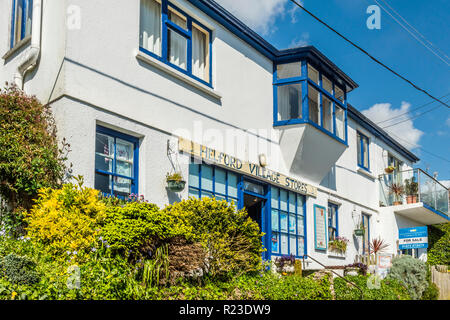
[431,265,450,300]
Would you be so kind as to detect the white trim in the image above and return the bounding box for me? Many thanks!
[357,167,376,180]
[135,49,222,100]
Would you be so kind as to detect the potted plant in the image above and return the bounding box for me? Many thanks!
[354,222,365,236]
[384,166,395,174]
[404,177,419,204]
[328,236,349,255]
[389,183,404,205]
[368,237,389,256]
[166,172,186,192]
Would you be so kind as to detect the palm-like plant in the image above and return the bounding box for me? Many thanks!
[389,183,404,204]
[369,237,390,255]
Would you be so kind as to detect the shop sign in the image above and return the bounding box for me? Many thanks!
[178,137,317,197]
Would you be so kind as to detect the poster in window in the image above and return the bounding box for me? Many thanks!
[280,234,288,254]
[314,205,327,251]
[271,233,279,253]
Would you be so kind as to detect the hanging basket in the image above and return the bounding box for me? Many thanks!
[354,229,365,236]
[167,179,186,192]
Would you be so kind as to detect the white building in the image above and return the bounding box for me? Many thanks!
[1,0,448,269]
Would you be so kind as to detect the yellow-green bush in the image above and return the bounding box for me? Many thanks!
[162,197,264,278]
[25,183,106,257]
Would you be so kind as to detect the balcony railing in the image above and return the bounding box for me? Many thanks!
[379,168,449,217]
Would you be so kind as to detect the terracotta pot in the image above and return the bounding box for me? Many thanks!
[393,201,403,206]
[406,195,417,204]
[385,168,394,174]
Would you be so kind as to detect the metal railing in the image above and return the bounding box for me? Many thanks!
[379,168,449,216]
[303,254,364,299]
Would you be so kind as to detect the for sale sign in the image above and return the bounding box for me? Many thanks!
[398,226,428,250]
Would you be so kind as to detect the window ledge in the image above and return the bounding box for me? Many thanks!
[328,251,346,259]
[135,49,222,100]
[357,167,376,180]
[2,36,31,61]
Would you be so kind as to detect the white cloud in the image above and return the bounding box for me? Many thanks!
[288,32,310,48]
[446,117,450,127]
[215,0,289,35]
[362,101,424,150]
[440,180,450,188]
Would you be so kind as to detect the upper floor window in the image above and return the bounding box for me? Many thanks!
[139,0,212,86]
[273,61,347,143]
[10,0,33,48]
[95,126,139,198]
[357,131,370,171]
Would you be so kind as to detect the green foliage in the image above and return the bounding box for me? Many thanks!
[0,253,40,285]
[0,85,69,211]
[387,255,428,300]
[142,244,170,287]
[334,275,410,300]
[101,202,190,254]
[421,282,439,300]
[25,182,107,257]
[161,197,264,279]
[427,223,450,266]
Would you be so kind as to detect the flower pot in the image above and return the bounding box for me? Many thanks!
[167,180,186,192]
[354,229,365,236]
[384,168,394,174]
[393,201,403,206]
[406,195,417,204]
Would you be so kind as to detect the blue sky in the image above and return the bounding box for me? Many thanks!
[216,0,450,181]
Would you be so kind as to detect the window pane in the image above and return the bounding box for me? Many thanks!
[271,232,279,253]
[271,209,279,231]
[289,214,296,233]
[290,235,297,256]
[297,237,305,256]
[228,172,238,198]
[113,176,132,197]
[24,0,32,38]
[189,162,200,188]
[277,62,301,79]
[280,233,288,255]
[14,0,23,45]
[95,172,112,194]
[95,133,114,173]
[201,165,213,191]
[335,86,345,102]
[168,28,187,70]
[215,168,226,195]
[280,213,288,232]
[335,106,345,140]
[277,84,302,121]
[280,190,287,211]
[357,133,362,166]
[140,0,162,55]
[328,227,336,241]
[116,138,134,178]
[308,85,320,124]
[244,180,264,195]
[363,137,369,168]
[271,186,279,209]
[168,8,187,29]
[192,24,209,82]
[322,76,333,94]
[289,192,296,213]
[308,64,319,84]
[322,95,333,133]
[297,216,304,236]
[297,194,304,215]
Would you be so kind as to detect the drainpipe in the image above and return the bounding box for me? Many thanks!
[14,0,42,89]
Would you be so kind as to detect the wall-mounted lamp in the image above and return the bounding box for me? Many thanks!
[259,154,267,167]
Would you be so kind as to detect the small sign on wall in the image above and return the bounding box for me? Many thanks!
[314,205,327,251]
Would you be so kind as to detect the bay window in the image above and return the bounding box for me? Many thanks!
[274,61,348,143]
[139,0,212,86]
[10,0,33,48]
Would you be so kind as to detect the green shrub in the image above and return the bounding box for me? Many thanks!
[0,253,40,285]
[387,255,428,300]
[334,275,410,300]
[162,197,264,279]
[0,85,69,212]
[101,202,191,255]
[421,282,439,300]
[427,223,450,266]
[25,182,107,258]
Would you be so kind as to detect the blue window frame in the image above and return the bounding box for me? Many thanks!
[10,0,33,48]
[328,203,338,241]
[273,60,348,144]
[270,186,307,258]
[139,0,213,87]
[95,126,139,198]
[357,131,370,171]
[188,160,239,204]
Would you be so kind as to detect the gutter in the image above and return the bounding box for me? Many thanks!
[14,0,42,89]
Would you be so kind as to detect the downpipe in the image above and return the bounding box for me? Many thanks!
[14,0,42,89]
